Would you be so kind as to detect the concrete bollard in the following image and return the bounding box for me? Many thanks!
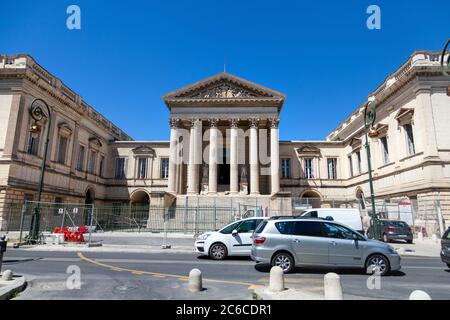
[409,290,432,300]
[188,268,202,292]
[269,266,285,292]
[324,272,343,300]
[1,269,13,281]
[417,232,423,241]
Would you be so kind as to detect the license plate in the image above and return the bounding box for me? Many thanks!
[398,235,407,237]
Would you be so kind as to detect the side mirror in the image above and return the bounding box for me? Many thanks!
[232,229,238,236]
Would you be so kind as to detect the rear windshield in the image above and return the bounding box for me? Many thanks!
[254,220,267,234]
[275,221,294,234]
[388,221,409,228]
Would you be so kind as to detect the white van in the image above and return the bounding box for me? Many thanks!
[298,208,364,234]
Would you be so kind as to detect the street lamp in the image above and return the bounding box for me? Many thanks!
[364,98,380,240]
[26,99,52,243]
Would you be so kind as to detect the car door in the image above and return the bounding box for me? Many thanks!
[231,219,260,255]
[323,222,363,267]
[291,221,330,266]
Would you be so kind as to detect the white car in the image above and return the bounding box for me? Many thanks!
[195,217,267,260]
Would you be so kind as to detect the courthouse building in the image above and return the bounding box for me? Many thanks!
[0,50,449,230]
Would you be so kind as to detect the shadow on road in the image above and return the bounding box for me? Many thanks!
[254,263,406,277]
[196,256,252,261]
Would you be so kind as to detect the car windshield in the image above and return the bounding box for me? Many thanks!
[388,221,408,228]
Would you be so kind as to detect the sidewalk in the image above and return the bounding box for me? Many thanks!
[391,238,441,258]
[2,231,443,257]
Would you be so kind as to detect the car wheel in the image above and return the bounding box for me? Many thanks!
[366,254,390,276]
[209,243,227,260]
[382,233,388,243]
[406,240,413,244]
[447,263,450,269]
[271,252,294,273]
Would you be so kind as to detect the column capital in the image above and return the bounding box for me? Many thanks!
[208,118,219,128]
[189,118,200,128]
[230,118,240,128]
[269,118,280,129]
[249,118,260,129]
[169,118,181,128]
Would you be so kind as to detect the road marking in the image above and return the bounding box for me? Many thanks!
[257,277,323,283]
[77,252,257,288]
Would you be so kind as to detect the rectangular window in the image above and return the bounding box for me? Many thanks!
[348,155,353,177]
[327,158,337,180]
[404,124,415,156]
[54,197,64,216]
[57,136,68,164]
[138,158,148,179]
[27,132,40,156]
[356,151,362,174]
[380,136,389,164]
[161,158,169,179]
[23,194,34,215]
[115,157,126,179]
[304,158,314,179]
[99,155,105,177]
[281,158,291,178]
[88,151,97,174]
[293,221,325,237]
[76,145,85,171]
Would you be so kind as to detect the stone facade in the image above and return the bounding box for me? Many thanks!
[0,51,449,230]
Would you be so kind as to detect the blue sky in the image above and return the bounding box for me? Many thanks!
[1,0,448,141]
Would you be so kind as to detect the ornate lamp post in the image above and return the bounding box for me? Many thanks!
[364,98,380,240]
[26,99,52,243]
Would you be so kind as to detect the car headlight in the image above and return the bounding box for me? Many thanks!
[197,233,211,241]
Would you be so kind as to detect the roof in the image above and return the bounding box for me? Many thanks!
[163,72,286,111]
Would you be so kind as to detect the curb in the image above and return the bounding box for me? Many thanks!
[10,244,195,254]
[0,275,27,300]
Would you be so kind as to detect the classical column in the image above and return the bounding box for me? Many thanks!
[270,118,280,194]
[229,119,239,194]
[187,119,200,194]
[167,118,180,194]
[249,118,260,195]
[208,119,219,194]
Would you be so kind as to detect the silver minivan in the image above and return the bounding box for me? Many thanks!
[250,218,401,275]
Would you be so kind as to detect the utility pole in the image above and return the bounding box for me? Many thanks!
[26,99,52,243]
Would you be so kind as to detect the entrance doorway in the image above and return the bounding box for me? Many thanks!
[218,148,230,186]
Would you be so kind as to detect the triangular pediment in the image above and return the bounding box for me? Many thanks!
[132,145,156,156]
[163,72,286,109]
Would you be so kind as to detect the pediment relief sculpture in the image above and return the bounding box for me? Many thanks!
[163,72,286,109]
[181,82,263,99]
